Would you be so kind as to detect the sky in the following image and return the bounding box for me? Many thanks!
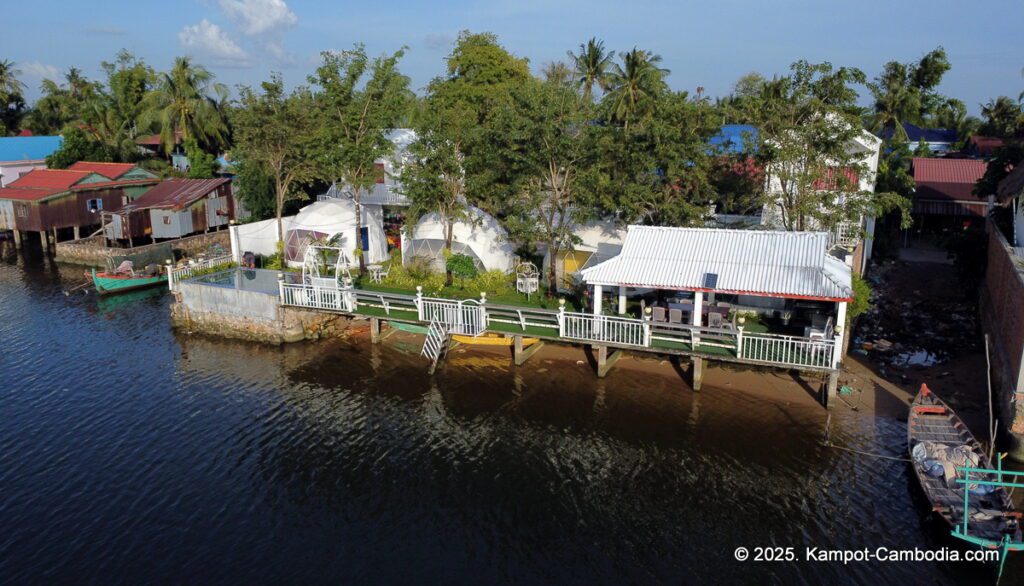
[2,0,1022,115]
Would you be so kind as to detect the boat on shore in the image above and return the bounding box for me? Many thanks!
[908,384,1023,550]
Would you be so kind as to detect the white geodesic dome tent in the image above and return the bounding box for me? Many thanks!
[404,207,515,273]
[284,199,388,267]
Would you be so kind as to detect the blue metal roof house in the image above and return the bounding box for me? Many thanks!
[709,124,759,155]
[0,136,64,187]
[879,123,957,154]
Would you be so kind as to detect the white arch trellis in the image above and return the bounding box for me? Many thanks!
[302,245,353,289]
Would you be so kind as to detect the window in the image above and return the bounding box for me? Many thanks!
[86,198,103,213]
[16,204,28,218]
[162,216,172,225]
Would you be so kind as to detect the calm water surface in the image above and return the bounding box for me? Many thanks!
[0,244,1011,584]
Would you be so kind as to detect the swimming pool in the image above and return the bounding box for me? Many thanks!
[190,269,301,295]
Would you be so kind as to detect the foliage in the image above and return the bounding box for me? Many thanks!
[979,96,1023,139]
[24,67,101,135]
[184,139,217,178]
[0,60,27,135]
[875,140,915,198]
[233,157,278,220]
[849,274,872,321]
[46,126,111,168]
[234,74,320,246]
[310,44,412,273]
[446,253,478,286]
[867,47,951,141]
[567,37,613,102]
[604,48,669,128]
[140,57,229,154]
[976,143,1024,197]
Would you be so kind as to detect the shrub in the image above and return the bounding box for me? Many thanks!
[849,274,872,321]
[469,270,513,296]
[447,253,478,287]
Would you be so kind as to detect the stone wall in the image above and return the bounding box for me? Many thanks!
[979,221,1024,453]
[55,231,230,266]
[170,283,352,344]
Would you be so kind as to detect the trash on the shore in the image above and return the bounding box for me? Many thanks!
[892,350,944,368]
[874,339,894,351]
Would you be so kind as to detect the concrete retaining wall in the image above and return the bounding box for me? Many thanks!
[55,231,230,266]
[980,221,1024,454]
[170,283,352,344]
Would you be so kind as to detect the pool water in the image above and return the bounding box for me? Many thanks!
[191,268,301,294]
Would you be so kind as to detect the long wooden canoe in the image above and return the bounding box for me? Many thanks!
[908,384,1022,547]
[89,268,167,295]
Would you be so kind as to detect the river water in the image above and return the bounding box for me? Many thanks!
[0,246,1012,584]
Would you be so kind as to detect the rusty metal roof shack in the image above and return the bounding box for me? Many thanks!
[111,178,233,240]
[581,226,853,301]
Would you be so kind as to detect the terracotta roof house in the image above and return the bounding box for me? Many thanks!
[105,177,234,242]
[0,164,158,245]
[911,157,989,217]
[965,136,1005,159]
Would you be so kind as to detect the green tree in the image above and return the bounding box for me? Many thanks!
[476,73,598,294]
[567,37,613,102]
[141,57,229,156]
[184,139,217,178]
[45,126,111,168]
[233,158,277,220]
[604,48,669,129]
[979,96,1023,139]
[24,68,101,134]
[311,45,412,274]
[0,60,26,135]
[867,47,951,141]
[756,60,910,231]
[234,75,321,245]
[446,253,478,288]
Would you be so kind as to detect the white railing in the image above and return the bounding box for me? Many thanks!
[558,311,651,348]
[417,297,485,336]
[168,254,235,290]
[739,331,836,369]
[421,320,447,364]
[830,220,861,249]
[279,282,355,312]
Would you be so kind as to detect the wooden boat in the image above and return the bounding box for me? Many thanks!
[89,267,167,295]
[908,384,1023,548]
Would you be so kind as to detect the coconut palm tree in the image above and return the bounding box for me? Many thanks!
[0,60,25,98]
[604,48,669,129]
[567,38,614,102]
[867,62,920,143]
[141,57,229,156]
[980,96,1023,138]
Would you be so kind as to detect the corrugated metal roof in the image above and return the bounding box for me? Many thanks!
[0,136,63,162]
[581,226,853,301]
[0,186,65,201]
[124,178,230,211]
[7,169,92,190]
[67,162,137,179]
[913,158,987,185]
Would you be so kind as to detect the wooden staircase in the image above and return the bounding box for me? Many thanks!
[421,320,451,374]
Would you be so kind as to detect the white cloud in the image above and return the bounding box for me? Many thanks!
[218,0,297,36]
[178,19,251,65]
[21,61,60,82]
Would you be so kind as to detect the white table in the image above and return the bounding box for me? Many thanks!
[367,264,384,283]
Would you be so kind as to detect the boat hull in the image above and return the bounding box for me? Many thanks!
[90,269,167,295]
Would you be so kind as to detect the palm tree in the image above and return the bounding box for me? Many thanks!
[0,60,26,98]
[141,57,229,155]
[604,48,669,129]
[980,96,1023,138]
[567,38,613,102]
[867,62,920,143]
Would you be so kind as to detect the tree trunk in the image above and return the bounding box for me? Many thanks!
[354,187,366,275]
[547,242,560,297]
[276,190,285,250]
[444,220,454,287]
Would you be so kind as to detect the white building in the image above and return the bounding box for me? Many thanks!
[542,220,628,292]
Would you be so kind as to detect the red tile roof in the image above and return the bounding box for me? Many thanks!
[968,136,1004,157]
[812,167,859,191]
[67,161,137,179]
[7,169,92,190]
[0,186,65,201]
[135,131,183,147]
[125,178,230,211]
[912,157,987,185]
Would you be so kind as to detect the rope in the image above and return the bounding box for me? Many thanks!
[821,440,912,462]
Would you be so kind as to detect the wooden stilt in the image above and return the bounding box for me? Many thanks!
[52,227,58,245]
[12,230,21,248]
[370,317,381,343]
[73,226,80,241]
[513,335,544,366]
[596,345,622,378]
[691,357,704,391]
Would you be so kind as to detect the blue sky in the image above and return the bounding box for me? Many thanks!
[2,0,1022,115]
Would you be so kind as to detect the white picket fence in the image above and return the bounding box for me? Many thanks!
[417,297,486,336]
[168,254,235,290]
[279,283,355,312]
[558,311,651,347]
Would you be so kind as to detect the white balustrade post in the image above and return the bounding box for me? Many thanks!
[479,291,488,331]
[736,326,745,357]
[558,298,566,336]
[692,291,703,348]
[618,285,627,315]
[832,301,848,369]
[166,259,174,290]
[278,275,285,305]
[416,285,424,320]
[593,285,603,315]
